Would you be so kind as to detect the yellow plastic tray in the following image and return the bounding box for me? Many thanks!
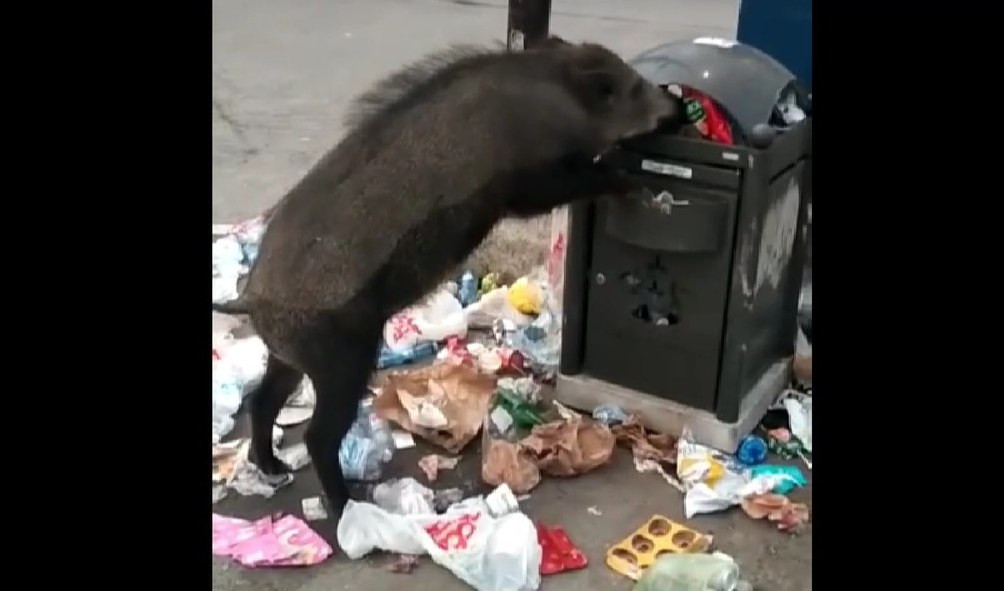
[605,515,713,581]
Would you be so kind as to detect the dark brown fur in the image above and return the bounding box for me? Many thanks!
[212,37,681,522]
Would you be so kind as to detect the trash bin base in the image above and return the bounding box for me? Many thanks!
[554,359,790,453]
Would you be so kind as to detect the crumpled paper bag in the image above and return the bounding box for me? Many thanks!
[741,493,810,533]
[482,438,541,494]
[375,363,497,454]
[521,417,615,477]
[611,415,677,464]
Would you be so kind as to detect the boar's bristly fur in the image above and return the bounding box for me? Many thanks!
[211,37,682,525]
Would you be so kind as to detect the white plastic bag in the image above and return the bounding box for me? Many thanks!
[384,289,469,352]
[338,495,541,591]
[373,477,436,516]
[464,287,535,329]
[784,397,812,452]
[211,336,268,443]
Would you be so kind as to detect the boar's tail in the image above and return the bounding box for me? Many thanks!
[212,298,252,315]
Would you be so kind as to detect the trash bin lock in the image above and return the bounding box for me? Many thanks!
[560,39,812,424]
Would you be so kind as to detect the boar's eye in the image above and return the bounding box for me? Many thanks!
[630,79,643,99]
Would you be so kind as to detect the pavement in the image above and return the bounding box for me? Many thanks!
[212,1,812,589]
[213,390,812,591]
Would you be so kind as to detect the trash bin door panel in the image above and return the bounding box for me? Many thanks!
[582,189,739,411]
[604,185,731,254]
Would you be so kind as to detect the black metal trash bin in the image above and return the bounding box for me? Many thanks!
[559,39,812,424]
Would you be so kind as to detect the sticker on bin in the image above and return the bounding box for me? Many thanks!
[605,515,714,581]
[641,159,692,180]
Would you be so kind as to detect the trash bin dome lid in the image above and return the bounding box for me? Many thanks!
[629,38,796,136]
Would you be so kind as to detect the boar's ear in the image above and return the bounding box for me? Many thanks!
[564,45,621,106]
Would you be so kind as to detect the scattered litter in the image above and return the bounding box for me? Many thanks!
[337,486,541,591]
[507,276,544,315]
[212,336,268,443]
[418,454,461,482]
[497,376,541,405]
[666,84,734,145]
[633,457,685,493]
[212,485,229,504]
[482,437,541,494]
[484,483,520,518]
[612,415,677,464]
[592,403,629,426]
[741,494,810,533]
[749,465,807,495]
[212,513,333,567]
[606,515,713,581]
[229,458,295,498]
[212,439,247,483]
[587,506,602,516]
[373,477,436,515]
[388,553,421,574]
[378,340,439,369]
[632,551,750,591]
[538,525,588,575]
[552,400,580,421]
[433,488,466,512]
[458,270,480,307]
[465,287,535,329]
[675,428,754,518]
[302,496,329,521]
[277,442,311,470]
[736,435,768,466]
[480,272,504,294]
[375,362,497,454]
[340,397,395,482]
[384,289,469,353]
[521,417,616,478]
[392,430,416,449]
[783,397,812,453]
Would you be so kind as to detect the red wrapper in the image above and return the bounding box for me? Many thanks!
[683,87,734,145]
[537,525,588,575]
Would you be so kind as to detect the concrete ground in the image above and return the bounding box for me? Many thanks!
[213,396,812,591]
[212,1,811,589]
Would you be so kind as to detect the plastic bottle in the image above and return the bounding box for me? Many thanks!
[632,552,750,591]
[459,271,479,307]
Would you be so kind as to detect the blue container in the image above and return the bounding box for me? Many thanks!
[736,0,812,89]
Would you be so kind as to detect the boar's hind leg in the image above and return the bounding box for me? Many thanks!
[303,318,383,515]
[248,355,304,474]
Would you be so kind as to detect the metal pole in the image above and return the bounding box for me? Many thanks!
[506,0,553,51]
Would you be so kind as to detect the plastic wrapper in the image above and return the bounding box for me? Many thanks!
[507,305,561,375]
[339,397,395,482]
[666,85,734,146]
[213,513,333,567]
[593,404,629,426]
[212,336,268,443]
[378,340,439,369]
[418,454,461,482]
[675,428,792,518]
[212,235,247,304]
[631,552,748,591]
[783,397,812,453]
[373,477,436,515]
[337,489,541,591]
[384,289,469,353]
[464,286,535,329]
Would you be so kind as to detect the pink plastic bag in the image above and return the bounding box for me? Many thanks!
[212,513,333,567]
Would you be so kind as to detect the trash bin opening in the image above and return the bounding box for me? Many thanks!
[658,83,747,147]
